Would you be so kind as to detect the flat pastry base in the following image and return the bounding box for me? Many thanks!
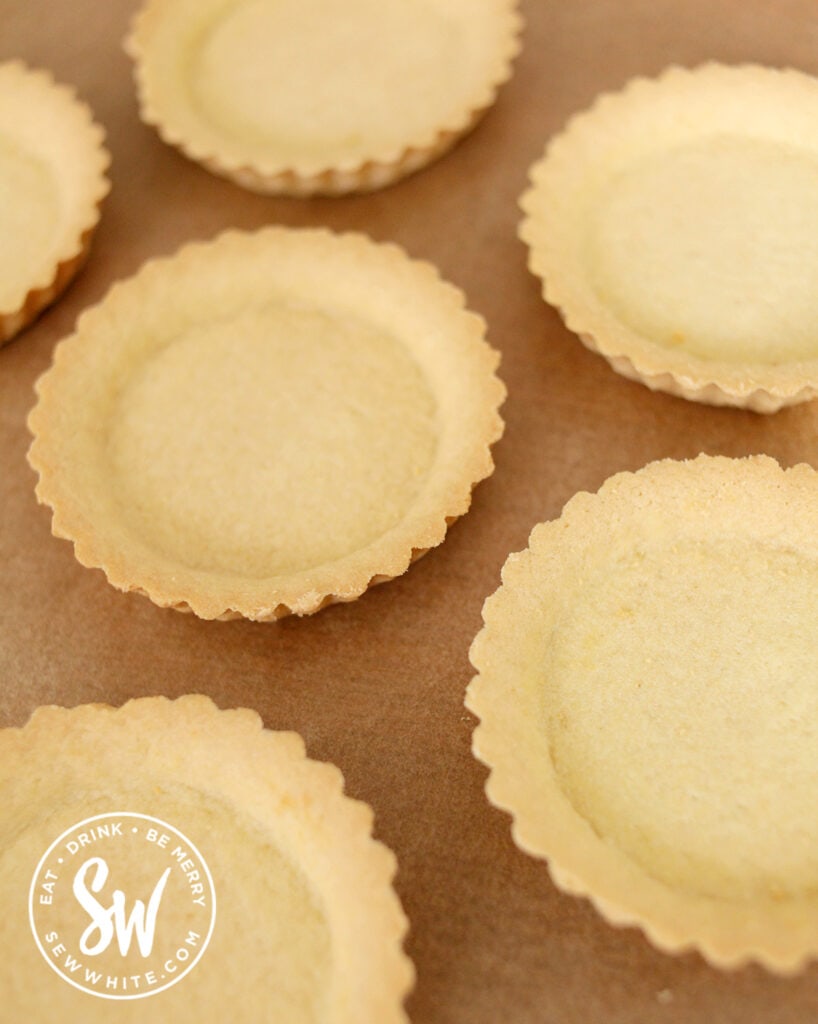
[0,61,109,346]
[27,227,504,620]
[127,0,522,194]
[520,64,818,411]
[0,695,412,1022]
[469,455,818,972]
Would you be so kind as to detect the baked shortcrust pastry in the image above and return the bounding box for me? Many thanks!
[520,64,818,411]
[126,0,522,195]
[28,227,504,620]
[468,455,818,971]
[0,695,412,1022]
[0,61,109,346]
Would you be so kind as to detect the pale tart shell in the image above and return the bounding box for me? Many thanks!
[468,454,818,972]
[27,227,505,621]
[0,694,413,1022]
[0,61,109,346]
[520,64,818,412]
[126,0,522,196]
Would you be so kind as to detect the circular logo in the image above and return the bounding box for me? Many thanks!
[29,812,216,1000]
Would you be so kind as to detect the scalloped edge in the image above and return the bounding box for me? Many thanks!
[0,61,110,346]
[125,0,523,196]
[467,454,818,974]
[27,226,506,621]
[0,694,414,1020]
[519,63,818,412]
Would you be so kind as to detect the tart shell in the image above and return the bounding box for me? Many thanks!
[126,0,522,196]
[27,227,505,621]
[0,694,413,1021]
[520,64,818,412]
[0,61,109,346]
[468,454,818,972]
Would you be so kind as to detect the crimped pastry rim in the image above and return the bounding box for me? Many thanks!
[0,60,110,333]
[0,694,414,1021]
[519,63,818,411]
[125,0,523,193]
[27,226,505,621]
[468,454,818,973]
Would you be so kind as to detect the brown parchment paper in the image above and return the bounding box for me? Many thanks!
[4,1,818,1021]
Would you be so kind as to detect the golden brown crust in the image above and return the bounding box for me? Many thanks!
[0,694,413,1021]
[468,454,818,972]
[125,0,522,195]
[27,227,505,620]
[0,61,109,346]
[520,64,818,411]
